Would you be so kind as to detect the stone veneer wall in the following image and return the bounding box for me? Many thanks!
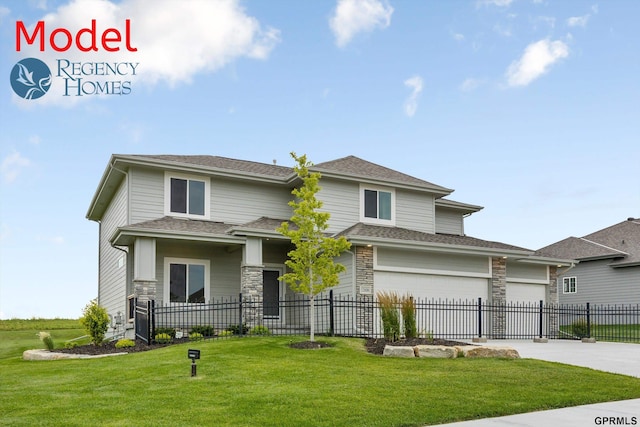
[241,265,264,327]
[490,257,507,339]
[547,266,559,337]
[134,280,156,304]
[355,246,374,335]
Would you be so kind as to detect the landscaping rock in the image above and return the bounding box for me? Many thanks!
[383,345,415,357]
[23,349,127,361]
[415,345,458,359]
[455,345,520,359]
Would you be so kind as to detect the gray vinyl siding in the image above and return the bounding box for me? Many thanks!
[211,178,292,224]
[506,262,547,281]
[129,167,164,223]
[396,189,435,234]
[317,178,359,234]
[435,208,464,235]
[376,248,489,275]
[155,241,242,304]
[558,260,640,305]
[332,251,355,296]
[98,177,128,317]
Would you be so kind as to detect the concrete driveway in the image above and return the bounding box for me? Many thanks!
[480,339,640,378]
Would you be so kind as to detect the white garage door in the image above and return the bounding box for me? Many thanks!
[374,271,489,301]
[506,282,546,304]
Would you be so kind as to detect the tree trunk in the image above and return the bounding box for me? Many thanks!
[310,295,315,342]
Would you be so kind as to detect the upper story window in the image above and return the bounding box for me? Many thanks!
[361,185,395,225]
[165,173,210,218]
[563,277,577,294]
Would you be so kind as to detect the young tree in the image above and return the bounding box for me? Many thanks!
[277,152,351,342]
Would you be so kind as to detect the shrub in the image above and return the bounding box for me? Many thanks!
[189,332,204,342]
[154,333,172,344]
[64,341,79,349]
[400,294,417,339]
[37,331,55,351]
[377,291,400,341]
[572,318,590,339]
[227,323,249,335]
[190,325,214,337]
[154,327,176,338]
[115,338,135,349]
[80,300,110,345]
[217,330,233,338]
[250,325,271,335]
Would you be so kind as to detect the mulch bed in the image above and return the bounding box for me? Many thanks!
[54,337,467,356]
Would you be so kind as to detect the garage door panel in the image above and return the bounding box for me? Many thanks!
[374,271,489,301]
[506,282,546,304]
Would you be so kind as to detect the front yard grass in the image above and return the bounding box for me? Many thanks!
[1,325,640,426]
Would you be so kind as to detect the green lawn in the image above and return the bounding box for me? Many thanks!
[2,321,640,426]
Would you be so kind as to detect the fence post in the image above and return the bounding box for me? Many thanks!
[238,293,244,335]
[586,302,591,339]
[538,300,544,339]
[477,297,482,338]
[329,290,335,337]
[148,300,155,343]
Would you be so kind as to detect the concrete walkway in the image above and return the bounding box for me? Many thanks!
[434,339,640,426]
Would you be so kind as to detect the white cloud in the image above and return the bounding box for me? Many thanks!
[403,75,423,117]
[0,6,10,22]
[15,0,280,105]
[329,0,393,48]
[505,39,569,87]
[1,151,32,183]
[451,32,465,42]
[567,15,589,27]
[459,78,483,92]
[476,0,513,7]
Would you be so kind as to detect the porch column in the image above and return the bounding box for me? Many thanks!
[547,266,559,338]
[241,237,264,327]
[133,237,157,304]
[355,246,374,336]
[490,257,507,339]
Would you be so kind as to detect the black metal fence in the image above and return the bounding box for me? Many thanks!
[135,293,640,344]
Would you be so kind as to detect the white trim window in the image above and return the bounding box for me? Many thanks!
[360,185,395,225]
[164,173,210,218]
[164,258,210,304]
[563,276,577,294]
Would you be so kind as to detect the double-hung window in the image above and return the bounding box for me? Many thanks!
[165,258,210,304]
[563,277,577,294]
[165,173,210,218]
[361,185,395,225]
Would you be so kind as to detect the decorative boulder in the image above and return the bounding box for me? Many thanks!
[415,345,458,359]
[383,345,415,358]
[455,345,520,359]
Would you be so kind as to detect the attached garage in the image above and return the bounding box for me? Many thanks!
[374,271,489,301]
[506,282,546,304]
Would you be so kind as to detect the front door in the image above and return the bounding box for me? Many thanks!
[263,270,281,318]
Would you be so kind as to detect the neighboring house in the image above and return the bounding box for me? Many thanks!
[86,154,570,336]
[537,218,640,305]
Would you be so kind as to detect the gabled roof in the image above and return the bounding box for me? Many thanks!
[338,223,533,257]
[537,218,640,267]
[313,156,452,195]
[131,155,292,178]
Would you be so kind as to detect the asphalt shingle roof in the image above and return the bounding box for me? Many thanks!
[313,155,451,192]
[537,218,640,267]
[338,223,532,252]
[130,155,293,178]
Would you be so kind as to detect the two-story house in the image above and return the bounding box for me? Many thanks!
[86,154,570,335]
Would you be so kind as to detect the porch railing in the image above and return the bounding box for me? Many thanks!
[142,292,640,344]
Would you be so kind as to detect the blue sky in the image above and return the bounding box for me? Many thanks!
[0,0,638,319]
